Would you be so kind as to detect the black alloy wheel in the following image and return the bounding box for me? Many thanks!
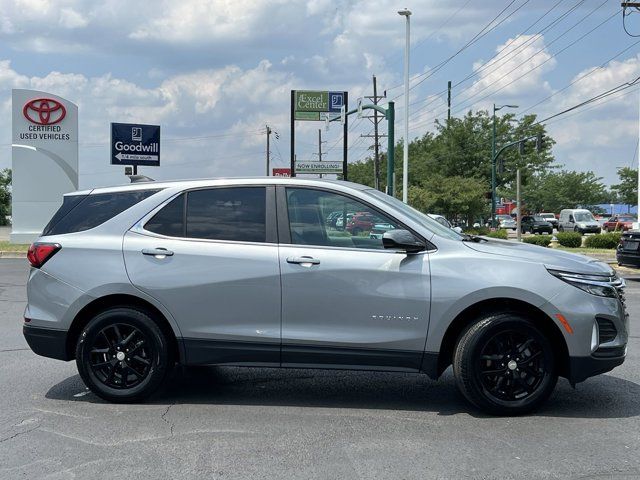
[88,323,152,389]
[453,313,557,415]
[477,330,546,403]
[76,308,172,402]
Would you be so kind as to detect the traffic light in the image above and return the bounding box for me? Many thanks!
[518,141,525,155]
[536,133,546,152]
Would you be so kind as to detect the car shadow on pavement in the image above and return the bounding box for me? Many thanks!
[45,366,640,419]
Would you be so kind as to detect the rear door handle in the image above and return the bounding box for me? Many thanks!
[142,248,174,258]
[286,256,320,266]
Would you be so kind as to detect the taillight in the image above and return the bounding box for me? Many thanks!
[27,243,61,268]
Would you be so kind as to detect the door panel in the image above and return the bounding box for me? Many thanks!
[123,185,281,365]
[278,186,431,370]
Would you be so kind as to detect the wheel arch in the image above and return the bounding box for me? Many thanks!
[434,297,569,379]
[66,294,183,363]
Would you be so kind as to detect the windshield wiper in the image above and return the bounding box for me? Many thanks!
[461,234,488,243]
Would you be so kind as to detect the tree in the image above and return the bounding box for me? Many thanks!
[611,167,637,211]
[507,170,607,213]
[0,169,10,226]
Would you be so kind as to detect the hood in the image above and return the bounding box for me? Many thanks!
[463,238,613,275]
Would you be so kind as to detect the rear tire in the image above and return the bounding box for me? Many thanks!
[76,307,172,403]
[453,313,558,416]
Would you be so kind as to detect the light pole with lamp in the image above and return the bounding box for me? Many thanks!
[398,8,411,203]
[491,103,518,228]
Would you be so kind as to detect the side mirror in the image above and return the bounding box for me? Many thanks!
[382,229,425,253]
[452,226,463,234]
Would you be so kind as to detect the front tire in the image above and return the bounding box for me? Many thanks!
[76,308,172,403]
[453,313,557,415]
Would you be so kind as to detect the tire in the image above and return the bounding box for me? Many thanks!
[574,226,579,233]
[351,227,362,236]
[76,307,173,403]
[453,313,558,415]
[558,225,564,232]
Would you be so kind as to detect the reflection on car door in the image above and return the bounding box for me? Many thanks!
[277,186,431,371]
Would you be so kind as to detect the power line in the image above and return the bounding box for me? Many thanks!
[387,0,524,99]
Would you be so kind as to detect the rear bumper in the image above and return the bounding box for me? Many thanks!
[617,250,640,266]
[23,324,70,361]
[568,349,626,384]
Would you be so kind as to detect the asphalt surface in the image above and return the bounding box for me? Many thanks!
[1,259,640,479]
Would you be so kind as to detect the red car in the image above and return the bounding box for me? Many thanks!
[603,215,636,232]
[346,212,379,235]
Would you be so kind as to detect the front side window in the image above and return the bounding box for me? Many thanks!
[145,194,185,237]
[186,187,266,242]
[285,187,402,250]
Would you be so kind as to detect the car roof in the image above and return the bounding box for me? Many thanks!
[65,177,370,197]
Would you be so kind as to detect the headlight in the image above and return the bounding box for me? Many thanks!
[547,269,621,298]
[578,223,586,228]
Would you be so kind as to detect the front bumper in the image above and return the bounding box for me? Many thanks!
[23,324,70,361]
[617,249,640,266]
[578,226,601,233]
[568,348,626,384]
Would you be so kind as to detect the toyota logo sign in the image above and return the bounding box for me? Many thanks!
[23,98,66,125]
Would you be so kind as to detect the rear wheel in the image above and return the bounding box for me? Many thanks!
[453,313,557,415]
[76,308,172,403]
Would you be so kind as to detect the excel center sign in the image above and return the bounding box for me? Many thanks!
[294,90,345,121]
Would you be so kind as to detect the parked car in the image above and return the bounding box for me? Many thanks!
[325,211,343,227]
[335,213,354,229]
[617,230,640,266]
[346,212,383,235]
[24,178,628,415]
[427,214,463,234]
[603,215,636,232]
[521,215,553,235]
[498,216,517,231]
[369,223,396,239]
[537,213,558,229]
[558,209,601,234]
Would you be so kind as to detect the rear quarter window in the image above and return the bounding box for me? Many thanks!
[43,189,161,236]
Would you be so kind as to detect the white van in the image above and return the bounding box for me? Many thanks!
[558,209,601,234]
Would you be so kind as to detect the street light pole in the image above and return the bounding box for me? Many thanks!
[398,8,411,204]
[491,104,518,228]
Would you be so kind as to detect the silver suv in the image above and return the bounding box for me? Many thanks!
[23,178,628,415]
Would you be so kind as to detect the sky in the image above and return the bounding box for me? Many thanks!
[0,0,639,188]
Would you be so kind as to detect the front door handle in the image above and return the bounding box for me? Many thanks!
[142,248,174,258]
[286,256,320,266]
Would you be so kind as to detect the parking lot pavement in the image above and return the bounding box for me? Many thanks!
[1,259,640,479]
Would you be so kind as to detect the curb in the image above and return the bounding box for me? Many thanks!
[0,252,26,259]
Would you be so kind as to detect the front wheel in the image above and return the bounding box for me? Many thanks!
[453,313,557,415]
[76,307,172,403]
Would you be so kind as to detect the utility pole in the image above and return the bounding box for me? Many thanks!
[265,125,271,176]
[316,128,327,178]
[363,75,387,190]
[447,81,452,122]
[516,168,522,242]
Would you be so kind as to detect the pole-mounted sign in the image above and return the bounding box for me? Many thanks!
[111,123,160,167]
[290,89,348,179]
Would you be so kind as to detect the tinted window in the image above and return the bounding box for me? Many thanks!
[42,194,88,236]
[186,187,266,242]
[286,187,401,250]
[44,189,160,236]
[145,194,185,237]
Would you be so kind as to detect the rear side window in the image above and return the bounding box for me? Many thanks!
[186,187,266,242]
[145,194,185,237]
[42,194,88,235]
[43,189,160,236]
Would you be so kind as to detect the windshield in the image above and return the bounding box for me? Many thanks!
[539,213,554,219]
[365,189,462,240]
[574,212,596,222]
[533,215,545,222]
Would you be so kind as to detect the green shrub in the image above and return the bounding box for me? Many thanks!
[486,229,508,240]
[523,235,552,247]
[584,232,621,249]
[556,232,582,248]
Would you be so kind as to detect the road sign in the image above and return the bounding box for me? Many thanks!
[272,168,291,177]
[295,161,343,174]
[111,123,160,166]
[294,91,345,121]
